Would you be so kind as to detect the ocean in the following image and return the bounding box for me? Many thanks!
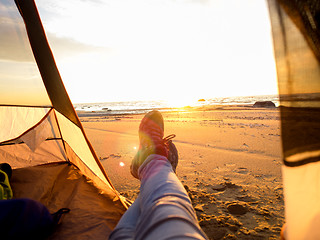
[74,94,280,115]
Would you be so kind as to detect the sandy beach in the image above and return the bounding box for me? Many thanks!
[79,106,284,239]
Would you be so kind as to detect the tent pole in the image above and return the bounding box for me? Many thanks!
[14,0,128,209]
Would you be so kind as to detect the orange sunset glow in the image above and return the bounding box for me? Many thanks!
[1,0,278,106]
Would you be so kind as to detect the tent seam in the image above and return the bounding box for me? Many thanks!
[53,110,70,164]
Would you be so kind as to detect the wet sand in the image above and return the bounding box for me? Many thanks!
[80,107,284,239]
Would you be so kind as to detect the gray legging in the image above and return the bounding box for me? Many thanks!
[109,154,208,240]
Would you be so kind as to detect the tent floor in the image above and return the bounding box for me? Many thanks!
[10,162,126,239]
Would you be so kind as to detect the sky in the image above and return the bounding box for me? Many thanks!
[0,0,278,105]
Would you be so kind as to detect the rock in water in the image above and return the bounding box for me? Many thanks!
[253,101,276,108]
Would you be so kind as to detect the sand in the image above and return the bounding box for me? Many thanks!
[79,106,284,240]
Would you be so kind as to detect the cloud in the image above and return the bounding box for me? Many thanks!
[46,33,113,59]
[0,0,112,63]
[0,14,111,63]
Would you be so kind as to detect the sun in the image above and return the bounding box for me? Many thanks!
[165,96,199,109]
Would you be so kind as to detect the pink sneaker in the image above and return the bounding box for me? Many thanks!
[130,110,178,179]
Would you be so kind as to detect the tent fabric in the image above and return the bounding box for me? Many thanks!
[0,106,52,143]
[0,140,66,169]
[12,0,120,197]
[15,0,81,127]
[0,107,66,168]
[10,162,126,239]
[281,162,320,240]
[0,1,128,238]
[268,0,320,166]
[0,106,117,191]
[275,0,320,62]
[12,0,117,190]
[55,111,113,190]
[268,0,320,239]
[0,0,51,107]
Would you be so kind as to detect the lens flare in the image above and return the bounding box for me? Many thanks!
[119,162,125,167]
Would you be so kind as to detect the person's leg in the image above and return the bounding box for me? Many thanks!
[134,154,207,240]
[110,155,207,240]
[110,110,208,239]
[109,196,141,240]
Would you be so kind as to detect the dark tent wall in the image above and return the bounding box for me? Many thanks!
[268,0,320,239]
[268,0,320,163]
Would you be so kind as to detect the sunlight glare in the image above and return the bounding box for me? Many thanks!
[34,0,278,104]
[165,97,199,109]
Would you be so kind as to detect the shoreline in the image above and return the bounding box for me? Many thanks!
[76,104,276,118]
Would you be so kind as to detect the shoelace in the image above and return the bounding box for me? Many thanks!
[163,134,176,143]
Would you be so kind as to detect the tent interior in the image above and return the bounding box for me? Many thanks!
[11,163,126,238]
[0,0,320,239]
[1,0,128,238]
